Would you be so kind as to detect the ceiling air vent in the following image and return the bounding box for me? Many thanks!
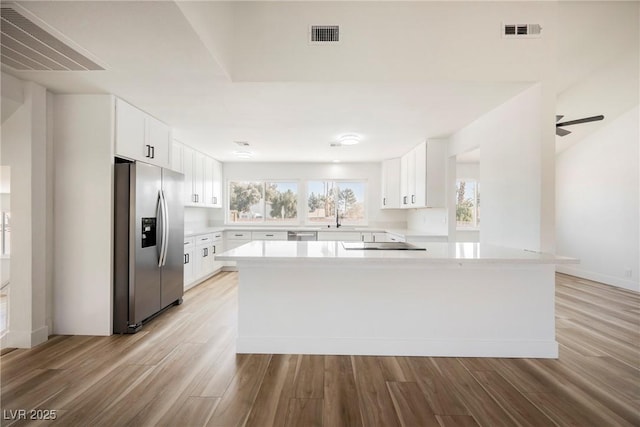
[309,25,340,44]
[502,23,542,39]
[0,4,104,71]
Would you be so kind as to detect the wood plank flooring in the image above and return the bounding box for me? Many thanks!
[1,272,638,426]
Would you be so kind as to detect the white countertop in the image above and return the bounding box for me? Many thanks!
[185,225,446,238]
[216,240,578,265]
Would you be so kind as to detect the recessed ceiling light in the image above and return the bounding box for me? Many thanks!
[338,134,361,146]
[233,150,254,159]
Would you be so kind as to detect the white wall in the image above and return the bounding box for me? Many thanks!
[0,77,50,348]
[449,84,550,251]
[556,106,639,292]
[53,95,115,335]
[406,209,447,235]
[222,162,406,228]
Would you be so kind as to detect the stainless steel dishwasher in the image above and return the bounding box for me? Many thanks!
[287,231,317,241]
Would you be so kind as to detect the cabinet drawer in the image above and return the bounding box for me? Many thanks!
[183,237,195,249]
[251,231,287,240]
[226,231,251,240]
[195,233,215,245]
[212,232,223,241]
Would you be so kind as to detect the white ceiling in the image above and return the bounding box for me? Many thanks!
[3,1,638,161]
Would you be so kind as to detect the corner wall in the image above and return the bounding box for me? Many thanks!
[0,76,50,348]
[556,106,639,291]
[449,84,549,251]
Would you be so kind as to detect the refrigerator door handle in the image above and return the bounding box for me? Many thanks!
[162,189,170,266]
[158,190,169,267]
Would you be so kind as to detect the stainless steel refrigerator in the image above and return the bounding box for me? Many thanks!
[113,161,184,333]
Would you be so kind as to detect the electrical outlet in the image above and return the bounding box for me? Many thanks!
[624,269,632,278]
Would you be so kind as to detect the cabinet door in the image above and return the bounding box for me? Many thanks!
[184,247,195,288]
[171,140,183,173]
[413,142,427,207]
[211,240,225,271]
[193,151,205,205]
[381,158,400,209]
[182,146,195,205]
[212,159,222,208]
[146,116,170,168]
[372,232,389,242]
[115,98,146,161]
[425,140,447,208]
[195,244,214,278]
[407,148,417,206]
[203,156,215,207]
[400,153,409,207]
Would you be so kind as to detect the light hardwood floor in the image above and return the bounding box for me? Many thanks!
[1,272,638,426]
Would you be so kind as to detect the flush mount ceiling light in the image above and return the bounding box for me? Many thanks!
[233,150,254,159]
[338,134,361,146]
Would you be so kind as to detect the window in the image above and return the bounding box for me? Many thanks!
[228,181,298,223]
[456,180,480,228]
[307,180,367,225]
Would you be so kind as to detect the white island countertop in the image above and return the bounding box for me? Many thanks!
[216,240,578,265]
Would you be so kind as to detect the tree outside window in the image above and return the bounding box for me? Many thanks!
[228,181,298,223]
[456,180,480,228]
[307,181,366,225]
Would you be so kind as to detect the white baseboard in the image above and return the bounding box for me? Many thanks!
[1,325,48,349]
[237,336,559,358]
[556,266,639,292]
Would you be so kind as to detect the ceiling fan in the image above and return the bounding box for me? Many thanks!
[556,114,604,137]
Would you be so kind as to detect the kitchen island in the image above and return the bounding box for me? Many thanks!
[216,241,577,358]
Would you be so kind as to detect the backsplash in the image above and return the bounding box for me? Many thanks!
[407,208,448,234]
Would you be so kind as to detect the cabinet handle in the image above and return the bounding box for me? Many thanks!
[403,196,407,205]
[150,145,155,159]
[213,245,216,254]
[200,237,208,241]
[266,234,274,237]
[411,195,416,203]
[145,145,151,158]
[383,197,386,206]
[373,235,376,242]
[213,196,217,204]
[184,253,190,264]
[234,234,243,237]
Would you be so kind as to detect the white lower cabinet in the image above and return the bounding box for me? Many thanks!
[317,231,362,241]
[185,232,225,291]
[183,237,195,289]
[251,231,288,241]
[372,232,389,242]
[225,231,252,251]
[386,233,406,243]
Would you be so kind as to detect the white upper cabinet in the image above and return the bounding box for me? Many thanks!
[182,144,223,208]
[381,158,401,209]
[212,159,222,208]
[115,98,170,168]
[204,156,223,207]
[171,140,183,173]
[398,140,446,209]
